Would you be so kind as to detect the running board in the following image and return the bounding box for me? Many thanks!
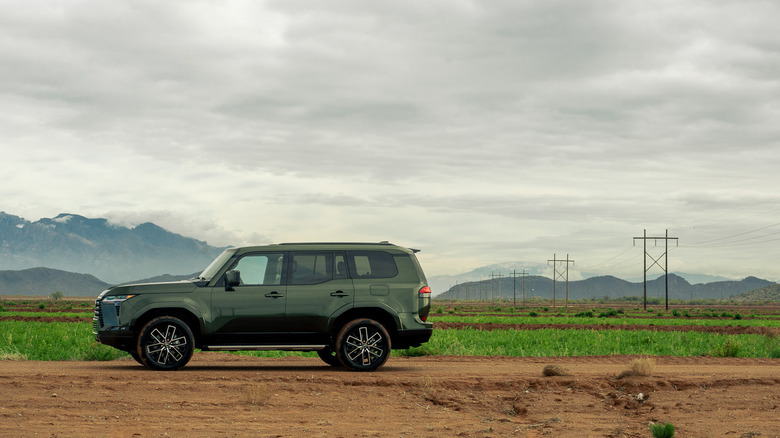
[204,345,327,352]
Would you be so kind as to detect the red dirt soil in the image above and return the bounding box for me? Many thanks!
[1,353,778,437]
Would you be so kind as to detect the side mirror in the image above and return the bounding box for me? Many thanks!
[225,270,241,290]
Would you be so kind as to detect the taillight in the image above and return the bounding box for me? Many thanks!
[419,286,431,296]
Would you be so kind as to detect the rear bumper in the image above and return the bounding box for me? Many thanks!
[394,328,433,349]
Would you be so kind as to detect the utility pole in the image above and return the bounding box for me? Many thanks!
[633,229,679,311]
[498,272,502,302]
[548,254,575,307]
[510,269,528,307]
[522,270,526,305]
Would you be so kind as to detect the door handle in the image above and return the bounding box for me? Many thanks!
[264,291,284,298]
[330,291,350,297]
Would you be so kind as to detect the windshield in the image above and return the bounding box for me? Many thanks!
[198,249,237,281]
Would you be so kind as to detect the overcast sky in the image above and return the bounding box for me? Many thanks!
[2,0,779,282]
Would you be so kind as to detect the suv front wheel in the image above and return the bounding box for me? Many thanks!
[136,316,195,371]
[336,318,391,371]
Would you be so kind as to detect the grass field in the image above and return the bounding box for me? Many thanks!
[2,298,780,361]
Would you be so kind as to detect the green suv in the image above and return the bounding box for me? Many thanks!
[94,242,433,371]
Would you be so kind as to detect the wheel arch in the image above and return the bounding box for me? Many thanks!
[132,308,203,347]
[330,307,399,347]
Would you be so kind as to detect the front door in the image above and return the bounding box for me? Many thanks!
[208,252,287,345]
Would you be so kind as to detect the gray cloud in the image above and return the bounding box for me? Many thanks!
[1,0,779,279]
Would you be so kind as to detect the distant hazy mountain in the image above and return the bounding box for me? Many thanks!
[0,212,226,284]
[732,284,780,302]
[437,273,775,301]
[0,267,110,296]
[427,261,549,296]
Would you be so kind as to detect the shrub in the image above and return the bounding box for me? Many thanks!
[616,357,655,379]
[672,309,680,317]
[649,422,675,438]
[529,311,538,317]
[244,383,271,407]
[542,365,569,376]
[38,303,46,309]
[598,309,619,318]
[733,313,743,320]
[711,337,741,357]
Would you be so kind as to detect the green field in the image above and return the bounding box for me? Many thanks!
[1,299,779,361]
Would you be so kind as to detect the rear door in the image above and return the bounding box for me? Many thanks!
[284,251,354,343]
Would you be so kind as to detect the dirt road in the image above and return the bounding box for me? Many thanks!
[1,353,778,437]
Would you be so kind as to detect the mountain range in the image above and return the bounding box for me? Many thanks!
[436,273,775,302]
[0,212,225,284]
[1,211,776,300]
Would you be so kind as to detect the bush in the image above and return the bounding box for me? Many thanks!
[542,364,569,376]
[649,422,675,438]
[529,311,538,317]
[50,291,64,300]
[711,337,741,357]
[598,309,619,318]
[616,357,655,379]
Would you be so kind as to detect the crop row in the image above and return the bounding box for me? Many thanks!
[2,320,779,362]
[432,314,780,328]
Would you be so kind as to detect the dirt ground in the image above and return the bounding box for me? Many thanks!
[0,354,778,438]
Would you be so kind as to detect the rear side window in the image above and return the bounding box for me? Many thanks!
[291,252,348,284]
[347,251,398,279]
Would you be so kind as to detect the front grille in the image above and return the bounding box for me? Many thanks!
[93,300,102,333]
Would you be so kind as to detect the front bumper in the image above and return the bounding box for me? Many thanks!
[95,329,135,352]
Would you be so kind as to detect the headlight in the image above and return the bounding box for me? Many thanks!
[102,294,137,304]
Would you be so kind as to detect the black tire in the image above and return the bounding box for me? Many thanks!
[316,346,342,367]
[129,350,144,366]
[335,318,391,371]
[136,316,194,371]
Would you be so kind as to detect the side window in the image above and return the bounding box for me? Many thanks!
[334,254,348,279]
[232,253,284,286]
[347,251,398,279]
[292,253,336,285]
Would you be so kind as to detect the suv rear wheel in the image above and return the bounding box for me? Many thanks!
[336,318,391,371]
[136,316,194,371]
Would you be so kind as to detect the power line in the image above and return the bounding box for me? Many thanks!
[685,221,780,247]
